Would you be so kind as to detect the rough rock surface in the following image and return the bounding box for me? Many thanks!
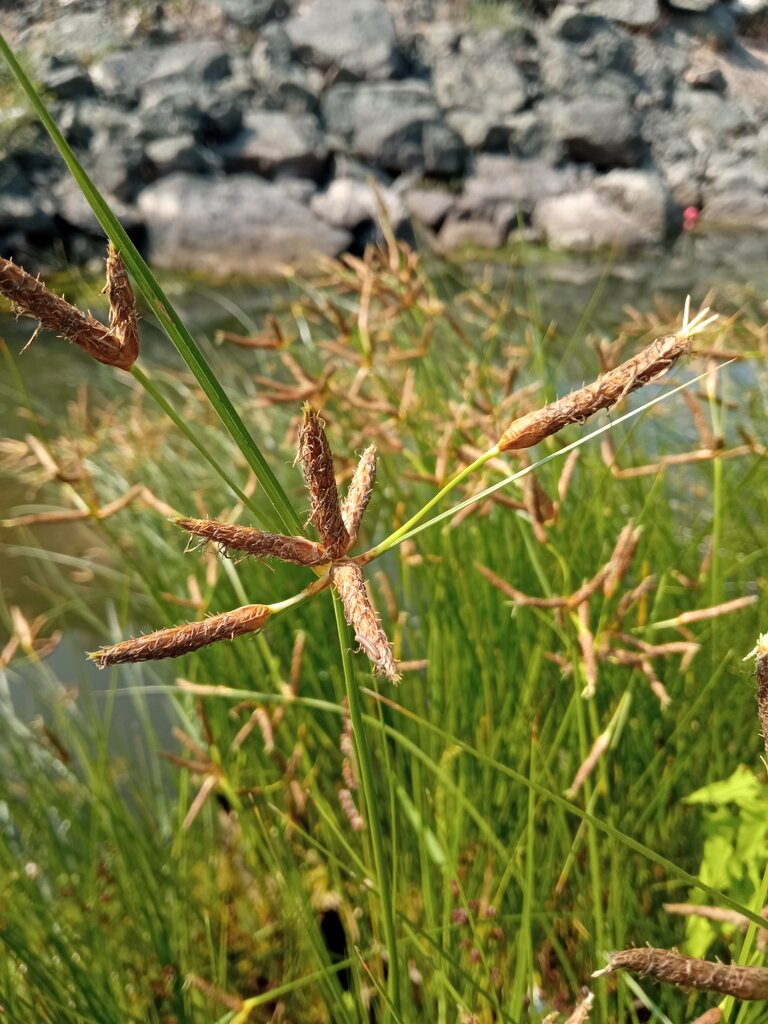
[137,174,352,276]
[2,0,767,272]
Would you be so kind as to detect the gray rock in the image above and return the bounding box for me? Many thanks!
[145,135,221,176]
[405,187,456,229]
[534,170,668,250]
[17,10,124,63]
[90,42,232,102]
[218,0,284,28]
[219,111,328,179]
[538,21,635,96]
[683,64,727,92]
[460,155,580,218]
[39,57,96,101]
[437,217,508,252]
[668,0,718,10]
[311,178,408,231]
[57,100,138,150]
[549,96,643,166]
[136,173,351,276]
[581,0,659,26]
[668,4,737,47]
[285,0,399,80]
[439,156,579,249]
[432,30,528,150]
[547,8,611,41]
[52,176,142,234]
[0,161,55,232]
[702,162,768,228]
[87,135,152,201]
[250,24,323,112]
[322,81,466,175]
[136,85,207,141]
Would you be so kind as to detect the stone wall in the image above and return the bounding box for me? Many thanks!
[2,0,767,275]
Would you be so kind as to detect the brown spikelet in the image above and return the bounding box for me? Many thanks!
[330,560,400,683]
[498,334,688,451]
[592,947,768,1000]
[298,405,350,558]
[565,991,594,1024]
[341,444,377,547]
[0,250,138,370]
[603,522,642,598]
[175,517,328,566]
[89,604,271,667]
[689,1010,723,1024]
[103,243,140,367]
[338,787,365,831]
[750,633,768,757]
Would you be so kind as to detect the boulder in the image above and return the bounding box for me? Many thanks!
[137,82,244,143]
[311,178,408,231]
[145,135,221,176]
[667,0,718,10]
[0,160,55,233]
[405,187,457,230]
[217,0,285,28]
[52,175,142,235]
[38,56,96,101]
[219,111,328,179]
[534,170,668,250]
[90,42,232,102]
[250,24,323,113]
[432,29,529,150]
[136,173,351,276]
[284,0,399,80]
[458,155,580,221]
[322,81,466,175]
[581,0,659,26]
[701,162,768,228]
[548,95,643,166]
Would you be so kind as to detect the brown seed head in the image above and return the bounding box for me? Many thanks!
[89,604,271,667]
[297,404,349,558]
[103,244,140,368]
[330,559,400,683]
[341,444,377,547]
[175,517,328,566]
[593,947,768,1000]
[0,251,138,370]
[499,334,689,452]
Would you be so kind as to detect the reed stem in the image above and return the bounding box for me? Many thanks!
[333,593,402,1019]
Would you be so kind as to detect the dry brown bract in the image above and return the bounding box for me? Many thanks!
[593,947,768,1000]
[91,404,400,682]
[0,244,139,369]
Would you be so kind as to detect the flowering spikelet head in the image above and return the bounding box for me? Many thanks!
[499,333,689,452]
[0,246,139,370]
[103,243,140,368]
[298,404,350,558]
[330,559,400,683]
[175,517,328,566]
[89,604,271,667]
[341,444,377,547]
[592,947,768,1000]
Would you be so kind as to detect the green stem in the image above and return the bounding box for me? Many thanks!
[364,446,499,561]
[332,594,401,1020]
